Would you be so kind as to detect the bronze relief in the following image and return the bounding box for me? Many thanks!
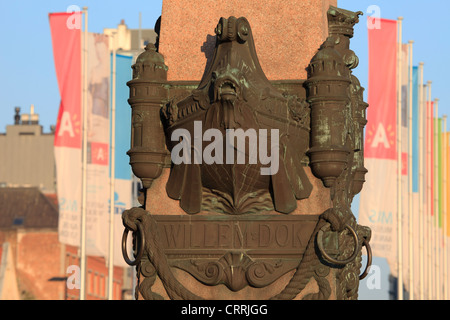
[162,16,312,215]
[122,6,372,301]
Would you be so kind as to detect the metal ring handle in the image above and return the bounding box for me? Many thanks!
[359,239,372,280]
[317,223,360,266]
[122,221,145,266]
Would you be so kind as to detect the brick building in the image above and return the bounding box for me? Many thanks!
[0,187,129,300]
[0,187,130,300]
[0,108,133,300]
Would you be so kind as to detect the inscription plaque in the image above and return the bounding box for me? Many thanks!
[151,215,337,292]
[154,215,339,257]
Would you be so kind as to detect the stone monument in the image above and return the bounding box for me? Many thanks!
[121,2,372,300]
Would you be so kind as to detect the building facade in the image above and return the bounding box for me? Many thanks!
[0,107,133,300]
[104,19,157,53]
[0,106,56,193]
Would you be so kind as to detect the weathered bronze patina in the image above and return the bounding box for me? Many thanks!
[162,16,312,215]
[123,6,371,300]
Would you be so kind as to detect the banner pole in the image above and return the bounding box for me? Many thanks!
[80,6,88,301]
[418,62,425,300]
[430,81,437,300]
[443,114,448,300]
[434,98,440,300]
[427,80,433,300]
[447,126,450,301]
[425,81,428,299]
[407,40,414,300]
[397,16,404,301]
[108,31,117,301]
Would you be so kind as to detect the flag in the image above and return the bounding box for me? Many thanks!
[412,67,419,192]
[85,32,111,257]
[423,85,429,219]
[110,53,134,267]
[399,42,409,291]
[51,12,112,257]
[50,12,83,247]
[426,99,435,297]
[422,85,431,297]
[441,129,448,233]
[447,132,450,237]
[359,18,397,267]
[438,118,443,228]
[430,101,435,220]
[410,65,421,297]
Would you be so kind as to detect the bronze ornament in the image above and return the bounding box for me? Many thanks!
[161,15,312,215]
[123,5,372,300]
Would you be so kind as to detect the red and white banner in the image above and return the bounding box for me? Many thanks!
[85,33,111,257]
[50,12,83,247]
[51,13,111,257]
[359,18,398,266]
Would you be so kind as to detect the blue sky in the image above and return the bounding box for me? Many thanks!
[1,0,449,300]
[340,0,450,124]
[0,0,163,133]
[1,1,448,132]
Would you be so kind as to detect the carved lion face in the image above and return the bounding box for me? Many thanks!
[212,67,243,105]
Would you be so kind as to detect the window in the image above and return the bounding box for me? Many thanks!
[94,272,99,297]
[12,217,24,226]
[88,270,94,295]
[113,281,122,300]
[100,275,105,298]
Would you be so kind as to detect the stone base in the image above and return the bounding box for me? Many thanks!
[159,0,337,81]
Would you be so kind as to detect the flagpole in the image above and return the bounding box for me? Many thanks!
[445,123,449,301]
[108,31,117,301]
[397,16,404,301]
[80,6,89,301]
[431,81,435,300]
[427,80,433,300]
[426,82,430,299]
[418,62,425,300]
[431,82,438,300]
[407,40,414,300]
[443,114,448,300]
[434,98,440,300]
[446,127,450,301]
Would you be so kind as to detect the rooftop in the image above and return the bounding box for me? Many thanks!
[0,188,58,229]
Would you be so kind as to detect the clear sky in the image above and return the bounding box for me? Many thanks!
[341,0,450,115]
[1,0,448,131]
[0,0,163,133]
[1,0,449,300]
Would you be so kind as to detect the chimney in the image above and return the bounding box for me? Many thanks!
[14,107,21,125]
[21,113,30,125]
[30,104,39,125]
